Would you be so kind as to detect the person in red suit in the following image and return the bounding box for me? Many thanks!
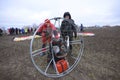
[37,19,59,56]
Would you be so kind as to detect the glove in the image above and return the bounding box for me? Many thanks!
[45,32,49,36]
[36,32,41,35]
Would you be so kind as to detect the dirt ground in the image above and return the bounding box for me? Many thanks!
[0,27,120,80]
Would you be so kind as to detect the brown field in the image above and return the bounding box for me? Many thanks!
[0,27,120,80]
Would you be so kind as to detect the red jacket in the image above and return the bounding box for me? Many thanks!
[38,23,56,35]
[38,23,59,43]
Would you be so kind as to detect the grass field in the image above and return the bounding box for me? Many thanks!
[0,26,120,80]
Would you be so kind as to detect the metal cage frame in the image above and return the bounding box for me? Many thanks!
[30,17,84,78]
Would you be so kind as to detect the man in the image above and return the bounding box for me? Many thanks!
[0,28,3,36]
[37,19,59,56]
[60,12,77,54]
[80,24,84,32]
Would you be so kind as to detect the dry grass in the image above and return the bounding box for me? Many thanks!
[0,27,120,80]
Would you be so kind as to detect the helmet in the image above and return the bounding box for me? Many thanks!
[63,12,71,19]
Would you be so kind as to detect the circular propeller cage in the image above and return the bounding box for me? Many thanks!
[30,17,84,78]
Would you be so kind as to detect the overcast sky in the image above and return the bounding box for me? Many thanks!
[0,0,120,28]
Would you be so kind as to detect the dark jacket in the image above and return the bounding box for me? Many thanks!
[60,19,77,38]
